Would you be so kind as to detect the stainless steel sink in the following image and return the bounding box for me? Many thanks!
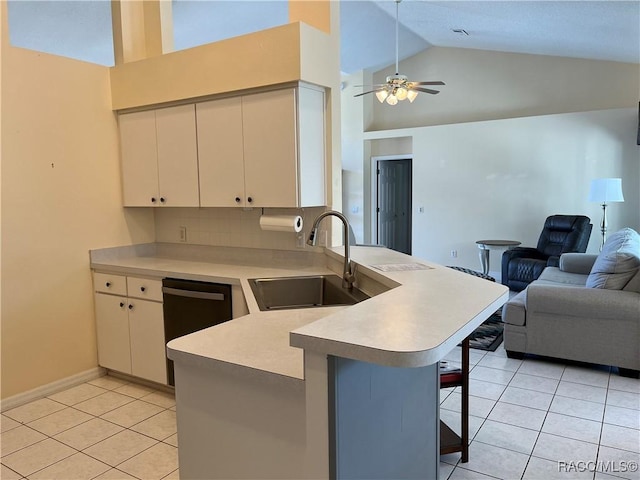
[248,274,370,311]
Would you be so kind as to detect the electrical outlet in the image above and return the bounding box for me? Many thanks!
[179,226,187,242]
[450,250,457,258]
[296,233,305,248]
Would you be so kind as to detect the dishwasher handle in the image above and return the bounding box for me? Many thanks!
[162,287,226,301]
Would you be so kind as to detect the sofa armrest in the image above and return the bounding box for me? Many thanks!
[526,284,640,321]
[502,247,546,262]
[547,256,560,268]
[559,253,599,275]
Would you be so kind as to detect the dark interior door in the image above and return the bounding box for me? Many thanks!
[377,159,412,254]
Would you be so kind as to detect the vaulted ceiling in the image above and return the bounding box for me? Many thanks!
[7,1,640,74]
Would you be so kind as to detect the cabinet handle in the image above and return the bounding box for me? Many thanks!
[105,282,111,288]
[160,197,166,204]
[128,304,134,310]
[119,302,125,308]
[151,197,157,203]
[247,197,253,204]
[235,197,241,203]
[140,286,146,292]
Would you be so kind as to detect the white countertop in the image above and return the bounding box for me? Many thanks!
[291,247,509,367]
[90,250,329,288]
[90,243,508,384]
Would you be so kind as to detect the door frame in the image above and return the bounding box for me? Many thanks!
[370,155,413,250]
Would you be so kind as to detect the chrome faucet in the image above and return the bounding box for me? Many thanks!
[307,210,357,290]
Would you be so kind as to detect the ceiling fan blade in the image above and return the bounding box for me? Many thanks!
[353,84,387,88]
[353,89,383,98]
[411,81,445,86]
[412,87,440,94]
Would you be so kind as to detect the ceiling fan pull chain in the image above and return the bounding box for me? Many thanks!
[395,0,400,75]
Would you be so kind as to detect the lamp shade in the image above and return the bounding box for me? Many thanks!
[588,178,624,203]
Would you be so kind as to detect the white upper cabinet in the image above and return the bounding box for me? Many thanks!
[197,85,326,208]
[120,85,325,208]
[119,110,158,206]
[119,104,199,207]
[155,106,200,206]
[196,97,245,207]
[241,88,298,208]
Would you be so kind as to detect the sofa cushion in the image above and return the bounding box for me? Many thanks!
[586,228,640,290]
[559,253,599,275]
[623,269,640,293]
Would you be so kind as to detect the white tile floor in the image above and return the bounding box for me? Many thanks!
[440,344,640,480]
[1,345,639,480]
[1,376,178,480]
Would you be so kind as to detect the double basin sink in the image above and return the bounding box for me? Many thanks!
[248,274,370,311]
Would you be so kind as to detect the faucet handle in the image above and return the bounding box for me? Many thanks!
[350,262,358,278]
[343,262,358,289]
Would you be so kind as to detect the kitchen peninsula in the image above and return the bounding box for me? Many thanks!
[90,243,508,479]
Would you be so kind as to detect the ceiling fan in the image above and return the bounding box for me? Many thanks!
[355,0,445,105]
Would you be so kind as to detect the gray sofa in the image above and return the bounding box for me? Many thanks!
[502,228,640,377]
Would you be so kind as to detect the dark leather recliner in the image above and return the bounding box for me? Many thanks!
[501,215,592,292]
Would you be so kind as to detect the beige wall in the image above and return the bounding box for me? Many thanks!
[0,0,4,399]
[1,10,154,398]
[1,0,341,399]
[369,47,640,131]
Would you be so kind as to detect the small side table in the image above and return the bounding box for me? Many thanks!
[475,240,521,276]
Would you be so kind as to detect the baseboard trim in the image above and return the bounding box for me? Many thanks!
[106,370,174,395]
[1,367,106,412]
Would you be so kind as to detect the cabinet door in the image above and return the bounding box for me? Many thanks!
[242,89,299,207]
[119,110,160,207]
[95,293,131,374]
[155,105,200,207]
[197,97,245,207]
[128,300,167,385]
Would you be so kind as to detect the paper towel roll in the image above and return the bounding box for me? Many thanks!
[259,215,303,233]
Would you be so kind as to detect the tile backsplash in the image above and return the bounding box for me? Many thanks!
[154,207,327,251]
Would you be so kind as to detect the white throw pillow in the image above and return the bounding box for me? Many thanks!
[586,228,640,289]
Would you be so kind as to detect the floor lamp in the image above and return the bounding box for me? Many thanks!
[588,178,625,250]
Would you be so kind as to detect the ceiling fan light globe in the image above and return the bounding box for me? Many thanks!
[386,94,398,105]
[375,90,389,103]
[407,90,419,102]
[396,87,408,100]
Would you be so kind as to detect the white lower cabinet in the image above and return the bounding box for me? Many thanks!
[128,300,166,384]
[94,274,167,385]
[94,293,132,374]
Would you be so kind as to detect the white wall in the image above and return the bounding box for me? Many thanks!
[341,71,366,242]
[364,108,639,276]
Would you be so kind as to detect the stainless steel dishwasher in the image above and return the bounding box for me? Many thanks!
[162,278,233,386]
